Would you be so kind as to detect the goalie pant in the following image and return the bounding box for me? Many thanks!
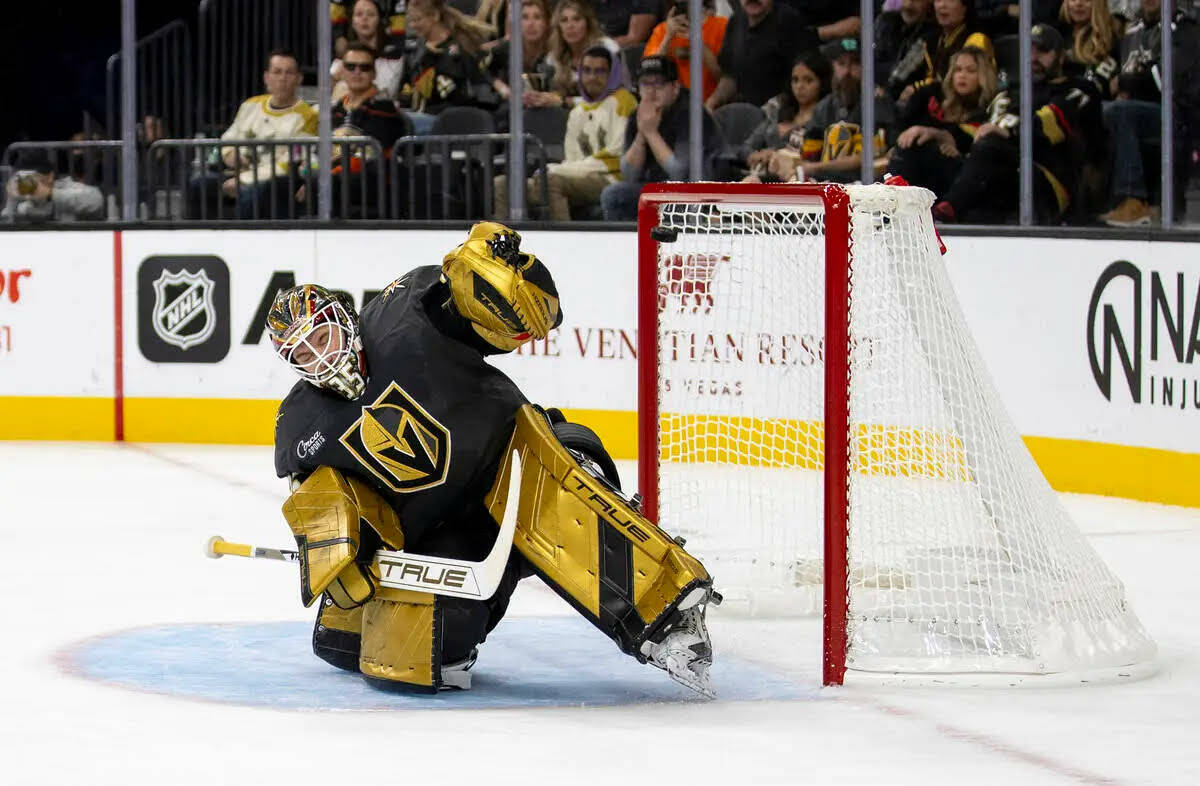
[274,267,711,691]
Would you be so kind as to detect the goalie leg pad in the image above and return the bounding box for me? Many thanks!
[313,594,363,672]
[359,585,442,691]
[484,406,712,657]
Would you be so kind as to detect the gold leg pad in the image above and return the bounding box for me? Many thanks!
[484,406,711,645]
[358,586,438,688]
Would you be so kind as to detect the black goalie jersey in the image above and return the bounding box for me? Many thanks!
[273,265,530,550]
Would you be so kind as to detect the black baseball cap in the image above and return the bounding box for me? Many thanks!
[821,37,860,61]
[1030,24,1064,52]
[638,55,679,83]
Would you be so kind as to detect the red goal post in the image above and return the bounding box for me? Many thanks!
[637,182,853,685]
[635,182,1155,687]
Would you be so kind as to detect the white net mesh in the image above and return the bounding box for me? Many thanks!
[650,184,1155,675]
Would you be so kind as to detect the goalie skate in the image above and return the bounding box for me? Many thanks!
[640,588,716,699]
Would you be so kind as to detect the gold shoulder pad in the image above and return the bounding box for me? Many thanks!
[442,222,560,351]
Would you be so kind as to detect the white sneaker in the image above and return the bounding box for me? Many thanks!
[640,589,715,698]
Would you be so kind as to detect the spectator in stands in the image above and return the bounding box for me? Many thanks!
[899,0,992,101]
[494,45,636,219]
[738,50,832,176]
[1059,0,1119,99]
[753,38,894,184]
[876,0,938,99]
[186,49,318,220]
[643,0,728,103]
[530,0,623,108]
[485,0,554,101]
[706,0,858,112]
[1100,0,1200,226]
[300,42,409,216]
[333,0,408,100]
[593,0,662,47]
[400,0,500,132]
[600,55,720,219]
[887,46,998,197]
[2,149,104,222]
[931,24,1105,223]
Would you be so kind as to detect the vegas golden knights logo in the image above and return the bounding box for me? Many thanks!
[340,382,451,493]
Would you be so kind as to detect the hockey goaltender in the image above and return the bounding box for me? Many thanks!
[257,222,721,697]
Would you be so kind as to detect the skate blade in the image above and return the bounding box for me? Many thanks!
[666,658,716,699]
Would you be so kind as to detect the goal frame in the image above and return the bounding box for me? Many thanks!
[636,182,854,686]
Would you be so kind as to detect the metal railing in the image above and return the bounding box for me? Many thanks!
[389,134,552,221]
[1,141,124,222]
[106,20,194,140]
[145,136,384,220]
[198,0,318,135]
[9,3,1200,228]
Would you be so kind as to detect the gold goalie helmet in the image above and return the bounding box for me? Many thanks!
[441,222,560,351]
[267,284,366,400]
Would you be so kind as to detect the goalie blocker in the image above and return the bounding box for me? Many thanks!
[282,405,718,694]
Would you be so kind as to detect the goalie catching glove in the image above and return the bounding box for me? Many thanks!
[441,222,562,352]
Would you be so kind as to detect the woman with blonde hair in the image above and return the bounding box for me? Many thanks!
[1059,0,1118,97]
[525,0,621,108]
[484,0,554,100]
[400,0,500,132]
[887,46,998,197]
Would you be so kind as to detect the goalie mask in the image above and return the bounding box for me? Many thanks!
[267,284,366,399]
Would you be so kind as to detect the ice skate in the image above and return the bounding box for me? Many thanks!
[640,588,716,699]
[440,648,479,690]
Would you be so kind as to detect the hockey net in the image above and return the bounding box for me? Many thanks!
[636,183,1155,684]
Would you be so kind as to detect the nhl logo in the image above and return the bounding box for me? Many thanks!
[151,269,217,350]
[137,255,230,364]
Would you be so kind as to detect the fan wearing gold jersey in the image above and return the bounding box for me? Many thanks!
[267,222,719,697]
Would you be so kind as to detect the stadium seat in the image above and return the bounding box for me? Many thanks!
[523,107,568,162]
[432,106,496,135]
[714,102,766,149]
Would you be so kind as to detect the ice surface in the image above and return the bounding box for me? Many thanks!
[2,442,1198,785]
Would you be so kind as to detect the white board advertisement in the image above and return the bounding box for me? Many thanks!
[0,231,112,396]
[117,229,641,412]
[945,236,1200,455]
[1,226,1197,477]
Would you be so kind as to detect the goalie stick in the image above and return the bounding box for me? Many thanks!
[205,451,523,602]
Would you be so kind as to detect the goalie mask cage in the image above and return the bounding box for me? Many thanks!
[636,182,1155,686]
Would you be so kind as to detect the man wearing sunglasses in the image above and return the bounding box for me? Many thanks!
[301,42,408,217]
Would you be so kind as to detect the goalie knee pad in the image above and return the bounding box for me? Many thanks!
[485,406,714,659]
